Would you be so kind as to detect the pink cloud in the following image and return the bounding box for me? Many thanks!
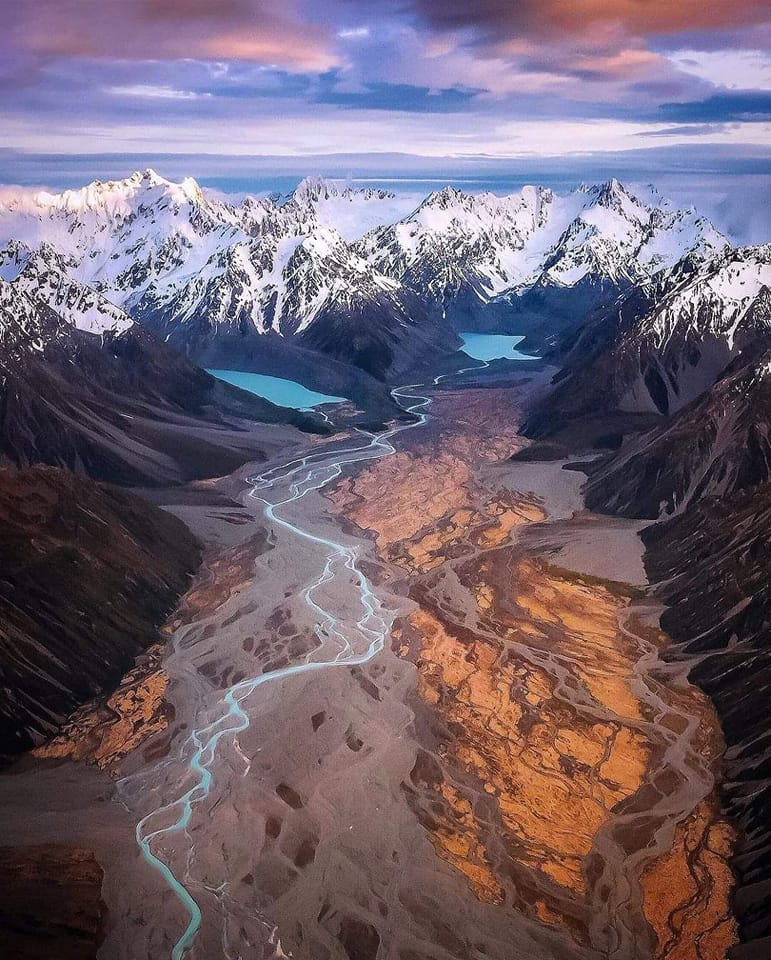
[407,0,771,43]
[9,0,339,71]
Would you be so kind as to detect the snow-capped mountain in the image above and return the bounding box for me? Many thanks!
[361,179,725,306]
[1,240,134,338]
[613,244,771,411]
[0,170,243,304]
[527,243,771,440]
[631,244,771,350]
[0,170,730,381]
[0,270,320,485]
[268,176,419,243]
[135,222,438,377]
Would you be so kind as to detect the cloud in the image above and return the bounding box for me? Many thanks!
[352,0,771,95]
[666,48,771,90]
[645,123,734,137]
[107,85,209,100]
[316,75,483,112]
[567,48,667,81]
[6,0,339,72]
[1,0,770,185]
[398,0,770,45]
[338,27,371,40]
[658,91,771,121]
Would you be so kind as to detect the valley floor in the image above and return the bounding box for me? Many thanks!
[0,371,738,960]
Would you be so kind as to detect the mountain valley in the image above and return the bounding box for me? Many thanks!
[0,170,769,960]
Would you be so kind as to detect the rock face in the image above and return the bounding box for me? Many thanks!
[0,465,200,758]
[0,171,728,382]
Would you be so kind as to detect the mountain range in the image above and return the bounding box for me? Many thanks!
[0,170,729,387]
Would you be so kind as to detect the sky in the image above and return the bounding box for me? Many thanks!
[1,1,770,239]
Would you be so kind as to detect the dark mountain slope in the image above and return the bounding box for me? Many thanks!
[642,484,771,957]
[584,349,771,518]
[525,246,771,441]
[0,279,324,486]
[0,465,200,760]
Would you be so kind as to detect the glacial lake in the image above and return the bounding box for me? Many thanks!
[207,369,347,409]
[458,333,538,362]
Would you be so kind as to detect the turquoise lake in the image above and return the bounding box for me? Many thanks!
[207,369,347,409]
[458,333,538,362]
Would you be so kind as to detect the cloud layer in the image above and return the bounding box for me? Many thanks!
[7,1,338,70]
[1,0,769,189]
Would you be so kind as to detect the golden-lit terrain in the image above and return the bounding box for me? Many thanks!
[33,643,171,771]
[330,386,738,957]
[17,384,741,960]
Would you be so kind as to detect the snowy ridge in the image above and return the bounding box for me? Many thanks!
[0,241,134,336]
[0,170,731,359]
[635,244,771,350]
[283,177,418,241]
[360,177,727,305]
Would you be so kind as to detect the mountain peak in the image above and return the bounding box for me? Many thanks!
[583,178,654,228]
[422,185,466,208]
[290,177,396,207]
[594,177,637,205]
[127,167,165,185]
[130,169,204,202]
[73,169,206,210]
[0,171,735,362]
[292,176,343,204]
[88,167,169,194]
